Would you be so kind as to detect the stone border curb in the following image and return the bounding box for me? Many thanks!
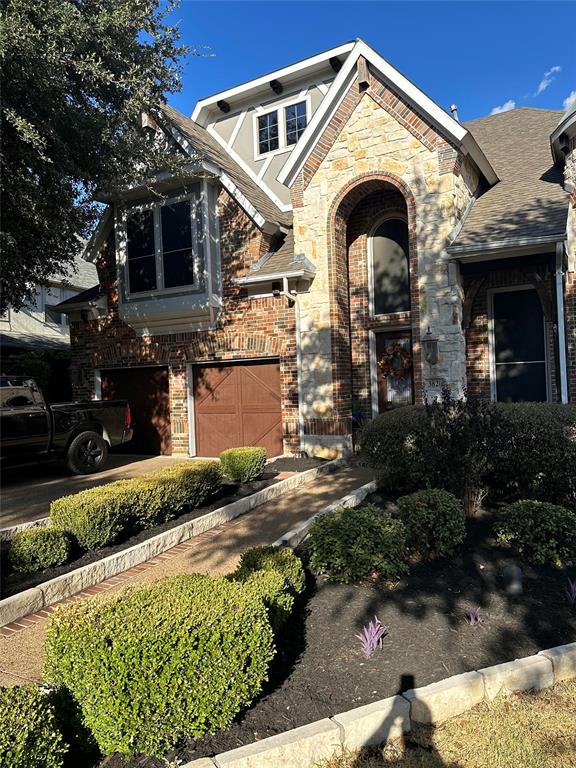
[271,478,377,547]
[0,458,346,627]
[183,644,576,768]
[0,517,50,542]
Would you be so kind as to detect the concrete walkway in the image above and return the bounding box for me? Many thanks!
[0,465,373,687]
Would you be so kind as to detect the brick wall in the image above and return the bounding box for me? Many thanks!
[464,262,561,402]
[69,188,299,455]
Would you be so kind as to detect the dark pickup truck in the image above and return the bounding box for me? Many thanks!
[0,376,133,474]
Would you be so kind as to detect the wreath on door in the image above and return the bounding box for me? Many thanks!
[378,343,412,380]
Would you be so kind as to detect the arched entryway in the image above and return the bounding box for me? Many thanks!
[327,173,422,430]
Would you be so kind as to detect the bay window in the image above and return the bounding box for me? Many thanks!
[123,189,202,295]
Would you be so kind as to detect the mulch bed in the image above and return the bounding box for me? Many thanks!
[102,493,576,768]
[0,456,323,599]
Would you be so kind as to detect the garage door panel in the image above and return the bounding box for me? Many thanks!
[193,367,236,406]
[193,360,282,457]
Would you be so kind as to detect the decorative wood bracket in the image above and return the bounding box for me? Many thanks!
[462,277,486,330]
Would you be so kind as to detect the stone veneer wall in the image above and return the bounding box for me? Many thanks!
[70,188,300,455]
[291,62,478,449]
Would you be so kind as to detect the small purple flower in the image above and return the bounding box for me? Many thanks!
[565,577,576,608]
[356,616,389,659]
[465,607,483,626]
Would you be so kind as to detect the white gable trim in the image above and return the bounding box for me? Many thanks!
[83,206,113,263]
[278,40,498,187]
[192,41,356,124]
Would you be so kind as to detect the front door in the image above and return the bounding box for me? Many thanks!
[491,288,548,402]
[375,333,413,412]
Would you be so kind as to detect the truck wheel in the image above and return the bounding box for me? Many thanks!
[66,431,108,475]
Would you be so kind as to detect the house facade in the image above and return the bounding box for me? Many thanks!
[60,40,576,459]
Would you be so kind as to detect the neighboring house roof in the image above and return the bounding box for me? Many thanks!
[452,108,568,251]
[158,104,292,230]
[235,231,316,284]
[50,253,98,290]
[0,332,69,351]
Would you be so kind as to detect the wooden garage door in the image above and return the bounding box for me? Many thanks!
[193,361,283,457]
[101,366,172,455]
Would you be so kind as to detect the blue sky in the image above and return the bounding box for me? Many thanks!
[165,1,575,122]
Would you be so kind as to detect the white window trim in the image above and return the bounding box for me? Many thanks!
[118,187,204,298]
[367,213,410,319]
[252,94,312,160]
[487,284,551,403]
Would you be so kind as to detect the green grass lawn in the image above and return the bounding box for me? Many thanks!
[315,680,576,768]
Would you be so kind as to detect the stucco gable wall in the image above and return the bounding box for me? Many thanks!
[292,88,478,429]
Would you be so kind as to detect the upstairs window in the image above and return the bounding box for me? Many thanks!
[124,191,201,295]
[285,101,307,145]
[257,111,279,155]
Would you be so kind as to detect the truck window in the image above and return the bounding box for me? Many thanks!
[0,383,44,408]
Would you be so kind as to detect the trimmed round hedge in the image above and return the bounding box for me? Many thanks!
[305,504,407,583]
[495,500,576,565]
[45,574,276,757]
[220,447,267,483]
[397,489,465,559]
[230,546,306,630]
[0,685,67,768]
[50,460,223,551]
[9,528,72,574]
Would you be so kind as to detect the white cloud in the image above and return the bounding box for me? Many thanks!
[535,65,562,96]
[563,89,576,114]
[490,100,516,115]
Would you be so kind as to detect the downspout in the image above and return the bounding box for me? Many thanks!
[555,241,569,404]
[280,277,306,456]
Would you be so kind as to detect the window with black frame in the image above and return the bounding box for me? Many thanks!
[257,111,279,154]
[285,101,307,145]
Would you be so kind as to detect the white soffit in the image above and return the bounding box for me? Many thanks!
[192,41,357,125]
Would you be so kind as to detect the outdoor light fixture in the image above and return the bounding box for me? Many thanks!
[422,327,439,365]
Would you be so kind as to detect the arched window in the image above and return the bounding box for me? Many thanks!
[370,217,410,315]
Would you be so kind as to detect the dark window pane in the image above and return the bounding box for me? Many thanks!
[163,249,194,288]
[496,362,547,402]
[161,201,192,254]
[127,209,154,260]
[128,255,157,293]
[493,290,545,364]
[258,111,279,154]
[371,218,410,314]
[285,101,307,145]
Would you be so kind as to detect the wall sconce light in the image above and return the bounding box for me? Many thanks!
[422,327,439,365]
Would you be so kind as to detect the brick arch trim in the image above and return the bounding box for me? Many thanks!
[326,173,423,414]
[90,331,289,368]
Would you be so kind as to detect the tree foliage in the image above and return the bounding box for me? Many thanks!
[0,0,189,311]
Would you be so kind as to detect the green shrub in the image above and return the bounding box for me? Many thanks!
[397,489,465,559]
[220,447,267,483]
[487,403,576,508]
[232,545,306,594]
[360,406,429,495]
[9,528,72,573]
[44,574,276,757]
[50,461,223,550]
[495,500,576,565]
[360,398,576,510]
[230,546,306,630]
[305,504,407,583]
[0,685,67,768]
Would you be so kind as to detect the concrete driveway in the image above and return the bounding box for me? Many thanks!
[1,454,187,529]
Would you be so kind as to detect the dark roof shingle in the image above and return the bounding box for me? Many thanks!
[159,104,292,229]
[455,108,568,247]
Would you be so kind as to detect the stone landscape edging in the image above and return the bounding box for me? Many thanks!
[0,458,347,627]
[0,517,50,542]
[183,643,576,768]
